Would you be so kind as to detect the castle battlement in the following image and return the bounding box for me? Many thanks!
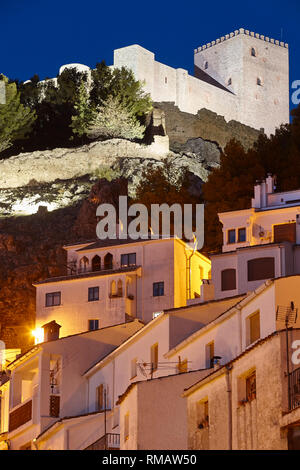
[194,28,289,54]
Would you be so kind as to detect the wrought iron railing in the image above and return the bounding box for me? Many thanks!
[85,433,120,450]
[75,263,138,275]
[289,366,300,411]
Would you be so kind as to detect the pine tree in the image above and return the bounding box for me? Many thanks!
[0,76,36,154]
[70,81,94,137]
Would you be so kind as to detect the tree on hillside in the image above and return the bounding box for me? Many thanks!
[0,75,36,155]
[70,80,94,138]
[87,95,145,140]
[90,62,152,117]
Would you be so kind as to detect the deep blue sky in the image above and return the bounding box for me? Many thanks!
[1,0,299,109]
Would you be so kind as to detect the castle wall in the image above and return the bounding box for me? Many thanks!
[0,137,169,189]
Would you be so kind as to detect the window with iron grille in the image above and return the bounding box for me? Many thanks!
[88,287,99,302]
[45,292,61,307]
[153,282,164,297]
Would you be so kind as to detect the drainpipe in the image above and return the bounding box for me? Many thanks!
[225,365,233,450]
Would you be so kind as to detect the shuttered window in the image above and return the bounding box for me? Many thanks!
[247,257,275,281]
[273,222,296,243]
[221,269,236,291]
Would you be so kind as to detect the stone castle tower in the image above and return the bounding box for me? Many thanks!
[194,28,289,135]
[114,28,289,135]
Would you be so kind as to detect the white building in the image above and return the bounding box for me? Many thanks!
[34,237,211,338]
[0,320,143,450]
[209,175,300,300]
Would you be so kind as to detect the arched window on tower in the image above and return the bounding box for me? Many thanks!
[204,61,208,70]
[251,47,256,57]
[227,78,232,86]
[257,77,262,86]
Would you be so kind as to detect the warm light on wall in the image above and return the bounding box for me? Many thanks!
[32,328,44,344]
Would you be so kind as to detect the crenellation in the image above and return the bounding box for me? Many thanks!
[194,28,288,52]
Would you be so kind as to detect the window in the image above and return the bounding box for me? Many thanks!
[88,287,99,302]
[121,253,136,267]
[205,341,214,368]
[110,280,116,297]
[165,76,168,84]
[227,229,236,244]
[117,279,123,297]
[124,413,129,442]
[247,257,275,281]
[257,77,262,86]
[238,227,246,242]
[88,319,99,331]
[251,47,256,57]
[221,269,236,291]
[153,282,164,297]
[131,358,137,379]
[92,255,101,272]
[246,311,260,346]
[204,61,208,70]
[104,252,113,270]
[196,399,209,429]
[79,256,89,273]
[96,384,104,411]
[45,292,61,307]
[151,343,158,371]
[246,371,256,401]
[227,78,232,86]
[273,222,296,243]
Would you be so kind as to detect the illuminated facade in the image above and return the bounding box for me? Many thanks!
[34,237,211,338]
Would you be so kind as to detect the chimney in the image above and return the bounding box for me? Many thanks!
[266,174,275,194]
[42,321,61,342]
[252,180,262,208]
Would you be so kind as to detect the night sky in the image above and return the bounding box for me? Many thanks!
[1,0,299,110]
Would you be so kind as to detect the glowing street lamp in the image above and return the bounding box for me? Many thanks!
[32,328,44,345]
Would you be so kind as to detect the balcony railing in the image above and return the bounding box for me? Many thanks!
[85,433,120,450]
[75,263,138,275]
[9,399,32,432]
[289,366,300,411]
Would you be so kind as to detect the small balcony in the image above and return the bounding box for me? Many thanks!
[85,433,120,450]
[289,366,300,411]
[9,399,32,433]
